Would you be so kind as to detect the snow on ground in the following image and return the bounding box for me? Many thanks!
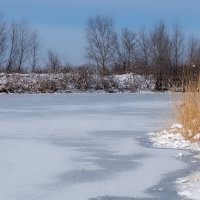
[0,73,155,93]
[148,123,200,151]
[115,74,155,92]
[148,123,200,200]
[176,171,200,200]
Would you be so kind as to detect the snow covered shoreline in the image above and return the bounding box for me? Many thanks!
[148,124,200,200]
[0,73,155,94]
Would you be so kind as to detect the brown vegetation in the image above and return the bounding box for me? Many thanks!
[172,67,200,141]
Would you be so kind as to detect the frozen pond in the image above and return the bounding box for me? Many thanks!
[0,93,193,200]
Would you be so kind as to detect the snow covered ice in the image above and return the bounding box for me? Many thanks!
[149,118,200,200]
[0,93,191,200]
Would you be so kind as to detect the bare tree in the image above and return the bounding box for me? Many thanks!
[171,22,185,68]
[0,15,7,68]
[7,23,19,72]
[171,21,185,84]
[150,21,172,90]
[17,22,32,72]
[47,50,61,71]
[86,16,117,75]
[117,28,137,73]
[137,29,151,70]
[30,31,40,72]
[187,35,200,66]
[185,35,200,79]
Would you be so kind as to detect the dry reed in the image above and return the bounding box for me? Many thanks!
[172,72,200,142]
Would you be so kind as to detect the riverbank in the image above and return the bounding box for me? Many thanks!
[0,73,155,93]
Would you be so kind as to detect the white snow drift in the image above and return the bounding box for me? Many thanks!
[148,123,200,200]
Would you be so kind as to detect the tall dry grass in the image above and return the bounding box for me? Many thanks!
[172,71,200,141]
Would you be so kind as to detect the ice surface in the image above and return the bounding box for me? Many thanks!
[177,171,200,200]
[0,93,187,200]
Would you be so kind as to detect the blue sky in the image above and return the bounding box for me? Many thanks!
[1,0,200,65]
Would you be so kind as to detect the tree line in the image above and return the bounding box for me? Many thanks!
[0,16,40,72]
[0,15,64,73]
[86,16,200,90]
[0,15,200,90]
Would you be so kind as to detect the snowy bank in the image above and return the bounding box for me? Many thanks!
[148,123,200,200]
[0,73,155,93]
[148,124,200,151]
